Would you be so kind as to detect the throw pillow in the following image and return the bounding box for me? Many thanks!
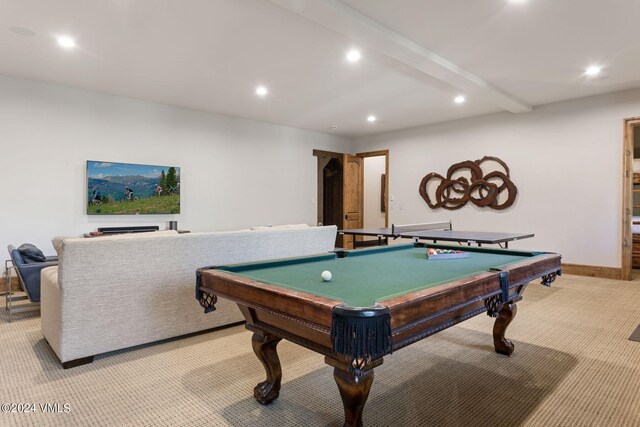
[18,243,46,263]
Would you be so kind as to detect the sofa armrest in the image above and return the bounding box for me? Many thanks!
[41,266,60,290]
[41,266,62,361]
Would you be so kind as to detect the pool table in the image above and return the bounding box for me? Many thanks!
[196,243,561,427]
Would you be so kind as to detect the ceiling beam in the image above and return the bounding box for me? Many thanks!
[267,0,532,114]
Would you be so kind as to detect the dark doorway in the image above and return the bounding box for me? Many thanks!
[314,149,345,247]
[323,157,343,230]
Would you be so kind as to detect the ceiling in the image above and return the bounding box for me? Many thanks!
[1,0,639,137]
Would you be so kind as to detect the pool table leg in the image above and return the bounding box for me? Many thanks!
[328,358,379,427]
[493,302,517,356]
[251,332,283,405]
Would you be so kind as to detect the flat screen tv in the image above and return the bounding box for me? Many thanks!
[87,161,180,215]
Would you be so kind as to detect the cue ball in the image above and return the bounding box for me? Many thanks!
[321,270,332,282]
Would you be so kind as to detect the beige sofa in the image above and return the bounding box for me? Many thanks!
[41,225,337,368]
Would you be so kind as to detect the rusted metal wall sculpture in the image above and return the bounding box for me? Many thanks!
[418,156,517,210]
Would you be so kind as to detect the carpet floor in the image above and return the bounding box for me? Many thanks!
[1,273,640,427]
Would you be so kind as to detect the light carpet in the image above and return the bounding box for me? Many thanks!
[1,273,640,427]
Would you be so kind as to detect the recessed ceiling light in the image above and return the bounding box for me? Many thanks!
[255,86,268,96]
[367,115,376,123]
[330,124,339,129]
[346,50,361,63]
[454,95,466,104]
[9,27,35,37]
[57,36,76,49]
[585,65,602,77]
[509,0,527,3]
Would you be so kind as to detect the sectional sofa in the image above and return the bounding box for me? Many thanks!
[41,225,337,368]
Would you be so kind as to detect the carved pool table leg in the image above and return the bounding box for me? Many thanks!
[330,361,375,427]
[251,332,282,405]
[493,302,517,356]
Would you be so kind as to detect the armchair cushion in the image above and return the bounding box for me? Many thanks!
[18,243,46,263]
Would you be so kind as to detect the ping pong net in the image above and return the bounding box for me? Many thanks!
[391,221,452,236]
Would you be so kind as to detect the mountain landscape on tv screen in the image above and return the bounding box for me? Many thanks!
[87,161,180,215]
[88,175,162,199]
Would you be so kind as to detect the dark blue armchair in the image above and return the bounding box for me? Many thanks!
[6,245,58,320]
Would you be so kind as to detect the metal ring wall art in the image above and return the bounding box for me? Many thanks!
[418,156,517,210]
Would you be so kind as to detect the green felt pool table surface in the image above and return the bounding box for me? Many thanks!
[218,244,539,307]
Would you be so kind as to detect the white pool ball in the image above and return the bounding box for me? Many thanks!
[321,270,332,282]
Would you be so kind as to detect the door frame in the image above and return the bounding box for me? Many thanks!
[622,117,640,280]
[356,149,390,228]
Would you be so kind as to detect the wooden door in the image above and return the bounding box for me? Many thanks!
[342,154,363,249]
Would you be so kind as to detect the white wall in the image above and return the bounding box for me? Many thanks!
[4,73,639,267]
[363,156,386,230]
[0,75,349,256]
[354,88,640,268]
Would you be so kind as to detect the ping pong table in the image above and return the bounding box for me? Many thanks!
[339,221,534,249]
